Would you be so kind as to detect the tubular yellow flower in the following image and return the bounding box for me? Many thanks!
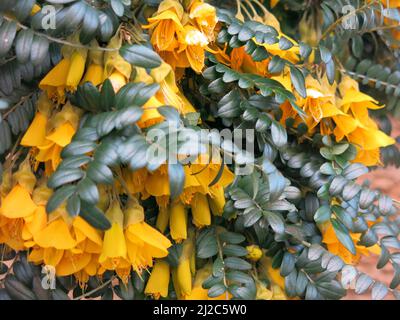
[169,201,187,242]
[39,45,87,102]
[81,45,104,87]
[34,218,77,251]
[175,236,194,299]
[99,201,129,270]
[66,51,87,91]
[22,103,81,174]
[145,259,170,299]
[190,193,211,227]
[108,71,127,93]
[102,35,131,96]
[124,198,172,271]
[0,185,37,219]
[156,206,170,233]
[208,185,226,216]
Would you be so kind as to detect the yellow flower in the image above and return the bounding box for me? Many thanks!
[333,76,395,166]
[145,259,171,299]
[271,0,280,8]
[99,201,129,272]
[124,198,172,272]
[169,201,187,243]
[143,0,185,52]
[81,44,104,86]
[156,206,170,233]
[208,185,226,216]
[21,103,82,174]
[103,34,132,91]
[190,193,211,227]
[0,160,37,219]
[189,1,218,41]
[246,245,263,262]
[39,48,87,102]
[256,281,273,300]
[174,236,194,299]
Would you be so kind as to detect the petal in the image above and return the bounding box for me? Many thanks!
[1,185,37,218]
[34,219,76,250]
[46,122,76,147]
[21,113,48,147]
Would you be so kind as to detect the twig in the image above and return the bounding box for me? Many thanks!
[3,16,118,52]
[72,276,115,300]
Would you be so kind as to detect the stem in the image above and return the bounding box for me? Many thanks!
[320,1,378,40]
[73,276,115,300]
[3,16,118,52]
[2,92,36,119]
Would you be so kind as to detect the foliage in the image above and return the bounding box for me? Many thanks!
[0,0,400,301]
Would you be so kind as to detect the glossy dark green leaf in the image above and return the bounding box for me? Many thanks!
[79,200,111,230]
[120,44,162,69]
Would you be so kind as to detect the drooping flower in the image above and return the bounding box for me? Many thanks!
[189,1,218,41]
[81,45,104,87]
[21,101,82,174]
[145,259,171,299]
[123,198,172,272]
[103,34,132,93]
[190,193,211,227]
[169,201,188,243]
[98,201,130,280]
[39,45,87,102]
[173,235,194,299]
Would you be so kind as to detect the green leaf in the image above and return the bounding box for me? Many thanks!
[61,140,97,158]
[224,257,252,270]
[99,79,115,111]
[46,185,77,213]
[290,66,306,98]
[79,200,111,230]
[331,218,356,255]
[371,282,388,300]
[319,46,332,63]
[219,231,245,244]
[47,169,84,189]
[270,121,287,147]
[342,163,368,180]
[222,245,248,257]
[120,44,162,69]
[77,178,99,205]
[197,228,218,259]
[265,211,285,234]
[168,163,185,200]
[355,274,373,294]
[87,162,114,185]
[314,205,331,223]
[208,283,226,298]
[66,194,81,217]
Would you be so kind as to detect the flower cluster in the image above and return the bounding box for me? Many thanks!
[280,75,395,166]
[144,0,218,74]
